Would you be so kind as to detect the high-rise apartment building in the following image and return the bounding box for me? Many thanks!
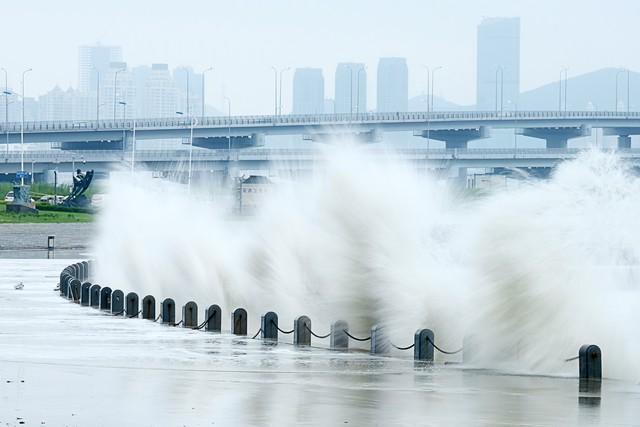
[334,63,366,114]
[476,17,520,111]
[144,64,177,118]
[78,44,122,93]
[376,58,408,112]
[292,68,324,115]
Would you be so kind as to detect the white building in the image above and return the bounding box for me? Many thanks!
[38,86,73,121]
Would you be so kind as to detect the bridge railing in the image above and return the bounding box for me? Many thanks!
[4,110,640,133]
[2,147,638,164]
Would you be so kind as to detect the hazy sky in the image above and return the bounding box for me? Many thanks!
[2,0,639,114]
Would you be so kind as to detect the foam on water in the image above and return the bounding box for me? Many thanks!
[93,145,640,381]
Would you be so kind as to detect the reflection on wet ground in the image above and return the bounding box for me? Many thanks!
[0,259,638,426]
[0,223,93,259]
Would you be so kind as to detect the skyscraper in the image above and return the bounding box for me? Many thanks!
[78,44,122,93]
[476,17,520,111]
[144,64,177,118]
[376,58,408,112]
[334,63,366,114]
[292,68,324,115]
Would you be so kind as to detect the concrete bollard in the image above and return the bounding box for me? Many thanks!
[204,304,222,332]
[142,295,156,320]
[161,298,176,325]
[60,273,72,296]
[330,320,349,351]
[68,279,81,303]
[80,282,92,306]
[126,292,139,318]
[81,261,89,280]
[99,287,112,310]
[182,301,198,328]
[47,235,55,250]
[261,311,279,341]
[371,325,390,355]
[294,315,311,346]
[90,284,101,308]
[579,345,602,381]
[77,263,85,282]
[111,290,124,315]
[231,308,247,335]
[414,329,435,362]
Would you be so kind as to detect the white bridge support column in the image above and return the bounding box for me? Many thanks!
[415,126,491,149]
[519,125,591,149]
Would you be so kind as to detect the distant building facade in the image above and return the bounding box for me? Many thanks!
[292,68,324,115]
[376,58,408,112]
[476,17,520,111]
[334,63,366,114]
[78,44,122,93]
[144,64,177,118]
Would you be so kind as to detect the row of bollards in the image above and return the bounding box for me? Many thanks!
[58,260,603,379]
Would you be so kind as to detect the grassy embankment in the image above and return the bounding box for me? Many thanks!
[0,182,94,223]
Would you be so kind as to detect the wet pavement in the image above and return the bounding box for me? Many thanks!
[0,259,638,426]
[0,223,93,259]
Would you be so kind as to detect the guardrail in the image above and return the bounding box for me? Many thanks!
[1,147,638,164]
[3,110,640,133]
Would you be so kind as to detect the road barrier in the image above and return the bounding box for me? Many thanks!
[57,261,603,380]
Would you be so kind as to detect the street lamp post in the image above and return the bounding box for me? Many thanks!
[356,66,366,115]
[201,67,213,120]
[94,68,100,122]
[559,68,568,113]
[615,68,630,114]
[278,67,290,116]
[1,67,8,158]
[20,68,32,186]
[175,111,197,193]
[224,97,231,151]
[495,66,504,114]
[113,67,125,121]
[430,66,442,113]
[271,66,278,116]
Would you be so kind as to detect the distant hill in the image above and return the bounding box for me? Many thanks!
[408,68,638,112]
[408,94,470,112]
[518,67,639,111]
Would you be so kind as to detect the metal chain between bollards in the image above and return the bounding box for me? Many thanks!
[154,314,162,322]
[565,355,580,362]
[304,323,331,339]
[173,320,183,327]
[128,310,141,319]
[343,330,371,342]
[194,310,217,330]
[271,320,294,334]
[112,310,125,316]
[426,336,462,354]
[391,342,415,351]
[251,328,262,339]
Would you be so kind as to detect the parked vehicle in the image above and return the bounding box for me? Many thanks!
[4,191,14,202]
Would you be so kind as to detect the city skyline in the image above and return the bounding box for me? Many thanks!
[1,0,639,115]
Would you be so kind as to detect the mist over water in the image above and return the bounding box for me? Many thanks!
[93,145,640,382]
